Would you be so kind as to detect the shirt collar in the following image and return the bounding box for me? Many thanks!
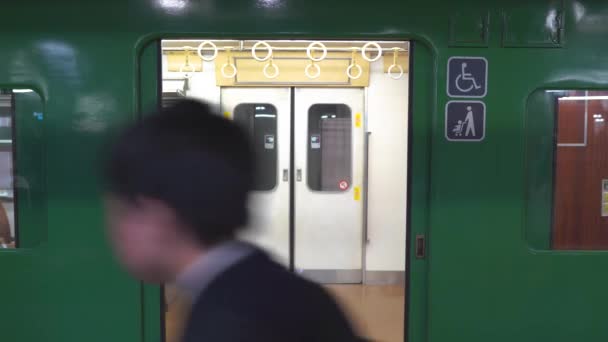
[175,240,255,300]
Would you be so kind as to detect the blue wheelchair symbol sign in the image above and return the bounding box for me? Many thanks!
[445,101,485,142]
[447,57,487,98]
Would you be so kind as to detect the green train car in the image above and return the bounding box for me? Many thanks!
[0,1,605,341]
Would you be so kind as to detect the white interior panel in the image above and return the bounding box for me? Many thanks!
[366,60,409,271]
[220,87,291,265]
[294,87,365,274]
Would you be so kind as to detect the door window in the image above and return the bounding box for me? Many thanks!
[307,104,352,192]
[233,103,278,191]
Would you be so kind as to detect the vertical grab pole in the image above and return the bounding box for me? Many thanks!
[362,131,371,284]
[363,132,371,245]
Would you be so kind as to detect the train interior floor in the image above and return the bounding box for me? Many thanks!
[165,284,406,342]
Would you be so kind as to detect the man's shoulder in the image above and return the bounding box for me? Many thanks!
[200,249,327,303]
[190,249,349,320]
[185,250,363,341]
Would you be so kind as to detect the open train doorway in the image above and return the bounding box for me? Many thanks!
[160,39,410,342]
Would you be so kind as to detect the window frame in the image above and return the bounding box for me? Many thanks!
[525,88,608,252]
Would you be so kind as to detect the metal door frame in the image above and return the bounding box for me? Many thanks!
[140,37,430,342]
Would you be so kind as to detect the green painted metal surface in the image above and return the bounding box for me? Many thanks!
[0,0,606,341]
[525,90,556,251]
[139,40,164,342]
[407,41,432,342]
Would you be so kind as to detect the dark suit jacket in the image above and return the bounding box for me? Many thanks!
[181,250,366,342]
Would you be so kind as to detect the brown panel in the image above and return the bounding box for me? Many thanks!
[553,91,608,249]
[556,97,585,145]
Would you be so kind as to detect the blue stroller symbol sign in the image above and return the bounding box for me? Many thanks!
[445,101,485,141]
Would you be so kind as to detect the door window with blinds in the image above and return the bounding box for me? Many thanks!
[233,103,278,191]
[307,104,352,192]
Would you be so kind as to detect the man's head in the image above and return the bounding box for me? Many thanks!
[104,99,253,282]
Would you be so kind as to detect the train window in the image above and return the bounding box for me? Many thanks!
[553,90,608,249]
[0,89,45,249]
[233,103,278,191]
[526,89,608,250]
[0,93,14,248]
[307,104,352,192]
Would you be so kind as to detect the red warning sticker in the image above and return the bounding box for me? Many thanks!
[338,180,349,191]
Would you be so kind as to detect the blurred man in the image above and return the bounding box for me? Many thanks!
[104,100,363,342]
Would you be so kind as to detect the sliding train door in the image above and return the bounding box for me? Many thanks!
[221,87,291,264]
[293,87,365,283]
[221,87,366,282]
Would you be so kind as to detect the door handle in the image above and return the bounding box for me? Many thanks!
[296,169,302,182]
[415,235,426,259]
[283,169,289,182]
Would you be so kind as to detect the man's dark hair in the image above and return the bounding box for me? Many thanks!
[105,99,254,245]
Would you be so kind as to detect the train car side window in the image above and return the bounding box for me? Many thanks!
[233,103,278,191]
[307,104,352,192]
[0,93,14,248]
[553,90,608,250]
[526,89,608,250]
